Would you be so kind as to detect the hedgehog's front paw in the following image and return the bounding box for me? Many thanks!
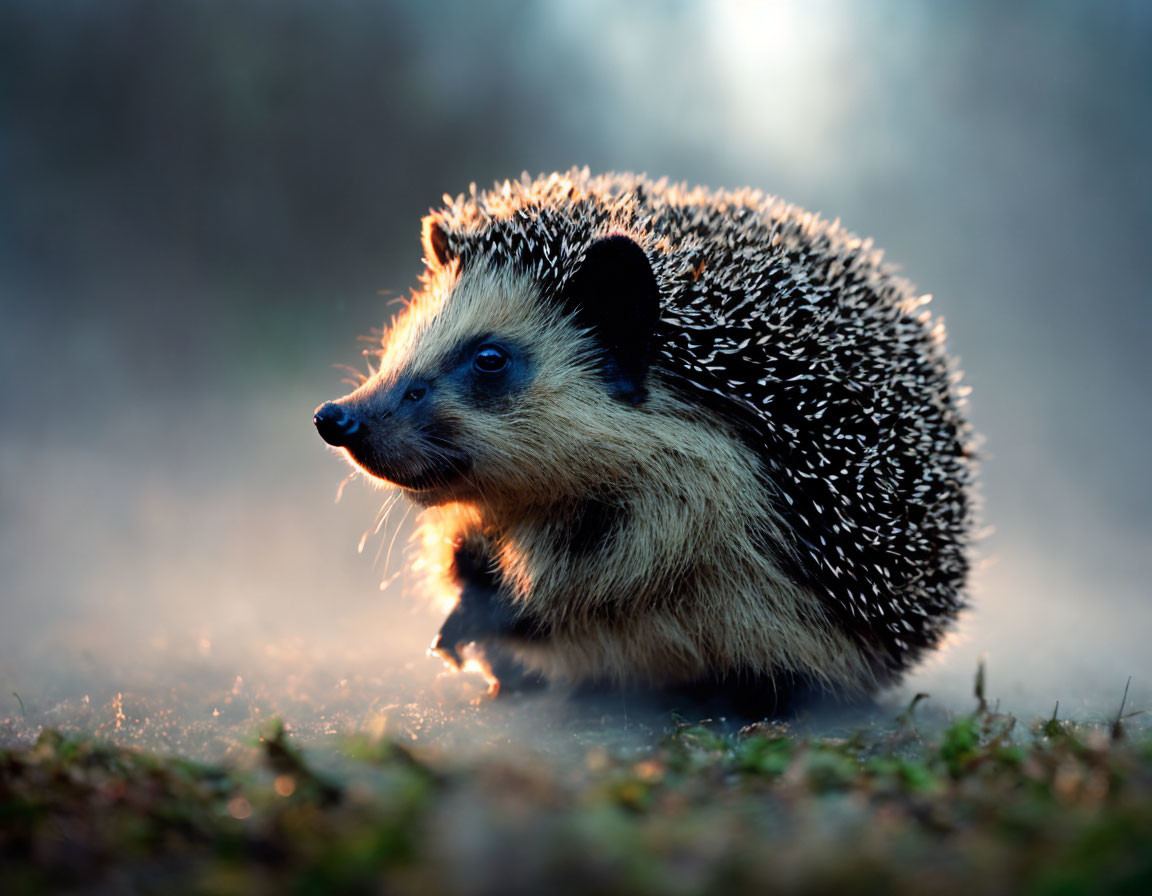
[431,579,505,665]
[433,575,551,663]
[431,629,547,696]
[430,601,482,668]
[431,601,548,694]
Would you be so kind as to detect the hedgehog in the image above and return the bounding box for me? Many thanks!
[314,169,975,711]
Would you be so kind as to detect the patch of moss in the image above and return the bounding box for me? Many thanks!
[2,704,1150,894]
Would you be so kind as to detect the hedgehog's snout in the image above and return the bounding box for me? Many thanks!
[314,401,364,448]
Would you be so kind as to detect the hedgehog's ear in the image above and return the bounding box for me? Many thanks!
[562,236,661,405]
[421,216,455,268]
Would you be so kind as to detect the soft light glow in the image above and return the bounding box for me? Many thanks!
[274,775,296,797]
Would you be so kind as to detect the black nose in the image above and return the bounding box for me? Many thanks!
[314,402,362,447]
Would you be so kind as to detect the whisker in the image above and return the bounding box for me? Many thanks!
[359,488,403,553]
[379,502,414,572]
[334,471,356,504]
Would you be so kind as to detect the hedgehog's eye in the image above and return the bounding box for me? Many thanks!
[473,345,509,374]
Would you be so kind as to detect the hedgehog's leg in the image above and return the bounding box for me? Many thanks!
[431,534,548,694]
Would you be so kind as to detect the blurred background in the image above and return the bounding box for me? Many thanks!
[1,0,1149,750]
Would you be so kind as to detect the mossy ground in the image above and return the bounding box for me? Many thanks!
[2,686,1150,896]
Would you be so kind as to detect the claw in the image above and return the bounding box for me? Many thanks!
[429,631,464,668]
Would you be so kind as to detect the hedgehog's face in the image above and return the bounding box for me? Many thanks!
[315,230,662,507]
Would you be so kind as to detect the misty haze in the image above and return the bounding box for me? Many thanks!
[1,1,1149,761]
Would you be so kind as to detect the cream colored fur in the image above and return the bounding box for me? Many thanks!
[352,263,880,695]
